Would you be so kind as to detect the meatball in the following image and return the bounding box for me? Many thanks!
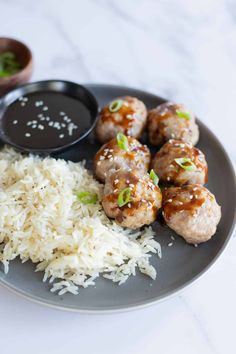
[102,169,162,229]
[96,96,147,143]
[94,136,150,182]
[147,102,199,146]
[162,184,221,244]
[152,139,208,186]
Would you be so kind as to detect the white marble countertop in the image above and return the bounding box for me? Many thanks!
[0,1,235,353]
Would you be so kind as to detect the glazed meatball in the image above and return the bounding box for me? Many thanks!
[96,96,147,143]
[162,184,221,244]
[152,139,208,186]
[147,102,199,146]
[94,136,150,182]
[102,169,162,229]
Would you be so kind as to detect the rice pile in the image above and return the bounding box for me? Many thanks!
[0,147,161,295]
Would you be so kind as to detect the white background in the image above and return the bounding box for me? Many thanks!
[0,1,236,353]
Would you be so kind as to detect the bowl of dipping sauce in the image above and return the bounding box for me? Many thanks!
[0,37,33,96]
[0,80,98,154]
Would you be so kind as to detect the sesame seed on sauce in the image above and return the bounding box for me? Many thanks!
[108,155,112,158]
[114,179,119,184]
[35,101,44,107]
[127,203,131,208]
[97,161,101,165]
[193,187,198,191]
[126,180,130,184]
[167,199,172,203]
[179,201,183,205]
[114,189,118,193]
[167,176,171,181]
[190,195,193,199]
[99,156,105,160]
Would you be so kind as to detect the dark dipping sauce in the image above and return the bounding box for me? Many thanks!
[2,91,92,150]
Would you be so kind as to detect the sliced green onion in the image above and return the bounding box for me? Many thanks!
[117,187,131,207]
[176,110,191,120]
[149,169,159,186]
[76,191,98,204]
[117,132,129,151]
[174,158,196,171]
[109,99,123,112]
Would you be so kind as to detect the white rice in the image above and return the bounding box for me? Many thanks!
[0,147,161,295]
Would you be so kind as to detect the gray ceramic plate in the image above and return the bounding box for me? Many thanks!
[0,84,235,313]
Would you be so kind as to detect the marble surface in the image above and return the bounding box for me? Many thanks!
[0,0,235,353]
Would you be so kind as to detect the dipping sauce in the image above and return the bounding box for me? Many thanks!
[2,91,92,149]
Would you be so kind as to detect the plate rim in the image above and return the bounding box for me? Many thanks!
[0,83,235,313]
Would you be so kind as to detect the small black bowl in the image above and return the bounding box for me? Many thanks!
[0,80,98,154]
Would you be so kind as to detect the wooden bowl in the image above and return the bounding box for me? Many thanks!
[0,37,33,96]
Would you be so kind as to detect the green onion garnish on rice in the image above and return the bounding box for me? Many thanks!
[116,132,129,151]
[76,191,98,204]
[176,110,191,120]
[174,157,196,171]
[117,187,131,207]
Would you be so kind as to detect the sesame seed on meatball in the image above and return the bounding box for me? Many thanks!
[152,139,208,186]
[96,96,147,144]
[102,169,162,229]
[147,102,199,146]
[162,184,221,244]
